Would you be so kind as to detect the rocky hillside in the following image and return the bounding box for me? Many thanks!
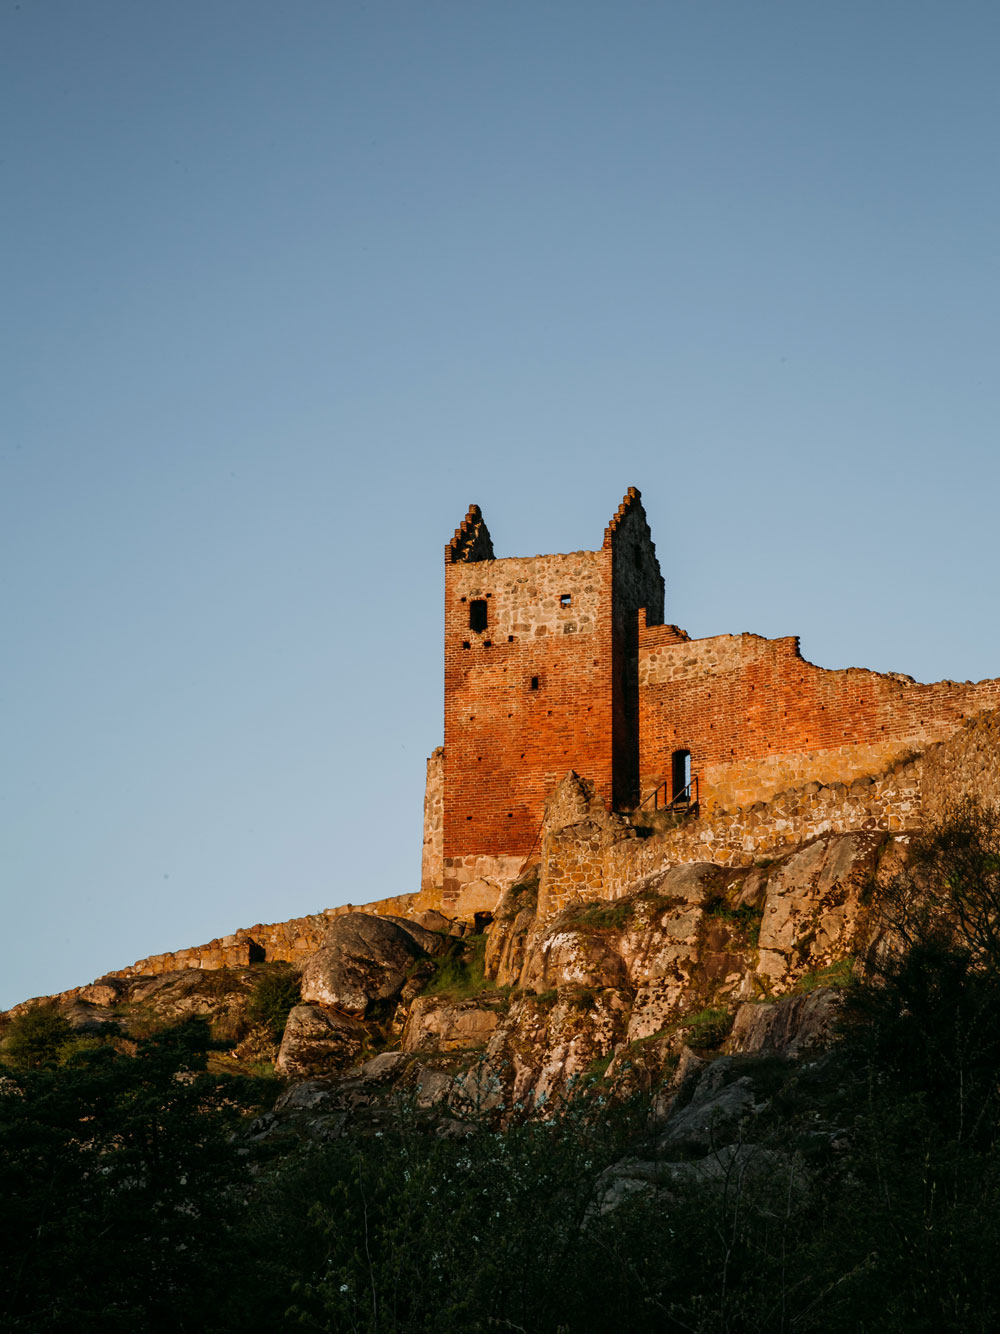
[1,822,891,1137]
[6,714,1000,1330]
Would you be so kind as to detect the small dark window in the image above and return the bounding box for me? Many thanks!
[530,676,539,691]
[469,599,488,633]
[462,641,470,649]
[633,548,642,570]
[672,749,692,802]
[560,593,571,606]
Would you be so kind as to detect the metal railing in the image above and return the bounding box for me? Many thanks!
[638,774,700,815]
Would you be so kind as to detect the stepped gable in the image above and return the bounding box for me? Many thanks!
[447,503,494,563]
[602,484,654,552]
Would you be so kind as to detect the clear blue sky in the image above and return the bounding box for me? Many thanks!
[4,1,1000,1009]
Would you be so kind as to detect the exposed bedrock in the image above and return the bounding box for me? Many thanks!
[300,912,448,1016]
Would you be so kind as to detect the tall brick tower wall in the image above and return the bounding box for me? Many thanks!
[441,489,663,915]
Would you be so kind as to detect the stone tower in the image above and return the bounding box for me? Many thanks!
[438,487,664,915]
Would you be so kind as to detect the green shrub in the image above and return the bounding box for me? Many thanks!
[246,965,301,1040]
[2,1003,75,1068]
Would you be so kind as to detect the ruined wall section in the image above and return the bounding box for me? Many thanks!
[421,747,444,894]
[106,894,420,979]
[639,612,690,649]
[526,762,923,923]
[921,708,1000,820]
[606,763,924,894]
[638,630,1000,813]
[532,772,635,919]
[603,488,666,810]
[442,548,614,913]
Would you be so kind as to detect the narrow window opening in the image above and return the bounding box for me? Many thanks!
[507,634,514,642]
[633,548,642,570]
[530,676,539,691]
[462,641,470,650]
[469,599,488,633]
[560,593,571,607]
[484,639,492,648]
[671,749,692,803]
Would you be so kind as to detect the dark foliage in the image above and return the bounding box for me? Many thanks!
[246,963,302,1040]
[2,1002,75,1067]
[0,1019,270,1333]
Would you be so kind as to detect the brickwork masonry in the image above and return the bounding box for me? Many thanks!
[525,709,1000,917]
[532,706,1000,915]
[638,629,1000,814]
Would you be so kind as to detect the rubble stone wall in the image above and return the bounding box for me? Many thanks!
[441,852,525,920]
[421,747,444,893]
[605,762,925,897]
[108,894,418,979]
[921,709,1000,820]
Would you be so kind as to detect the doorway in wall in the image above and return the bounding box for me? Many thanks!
[671,749,691,803]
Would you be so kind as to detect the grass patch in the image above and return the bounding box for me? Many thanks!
[682,1006,733,1051]
[584,1053,614,1082]
[422,934,490,1000]
[705,899,763,948]
[570,898,635,930]
[506,872,539,909]
[794,958,855,993]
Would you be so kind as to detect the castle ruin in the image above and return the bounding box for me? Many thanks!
[425,487,1000,918]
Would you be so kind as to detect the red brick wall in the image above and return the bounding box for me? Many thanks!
[443,549,615,871]
[441,489,666,902]
[638,630,1000,811]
